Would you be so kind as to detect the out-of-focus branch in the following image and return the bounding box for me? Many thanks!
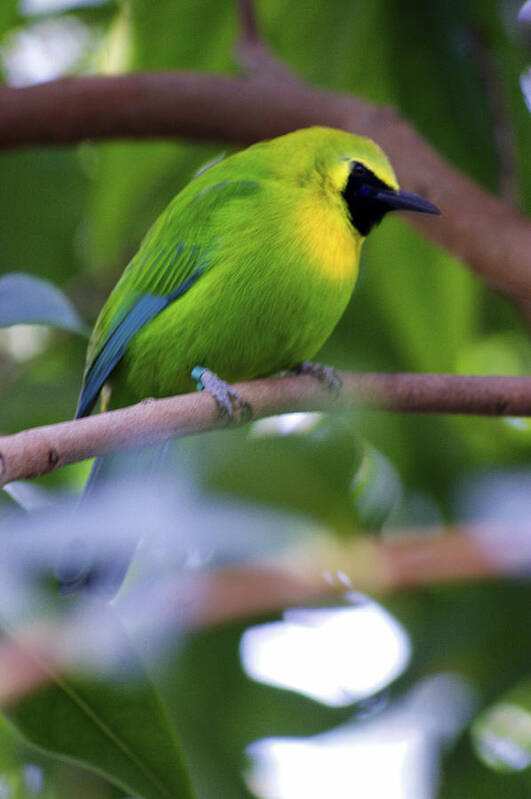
[175,524,526,628]
[1,524,528,704]
[235,0,301,83]
[0,5,529,306]
[1,371,530,486]
[469,26,519,206]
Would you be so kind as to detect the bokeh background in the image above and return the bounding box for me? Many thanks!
[0,1,530,797]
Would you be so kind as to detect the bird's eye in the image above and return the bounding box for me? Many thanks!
[351,162,367,175]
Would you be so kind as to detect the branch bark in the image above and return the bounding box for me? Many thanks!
[1,371,530,486]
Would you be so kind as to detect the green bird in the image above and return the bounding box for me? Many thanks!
[65,126,439,594]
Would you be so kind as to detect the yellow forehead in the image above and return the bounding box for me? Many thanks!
[326,153,398,194]
[327,160,354,193]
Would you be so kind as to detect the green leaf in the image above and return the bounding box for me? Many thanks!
[0,0,19,42]
[457,332,531,376]
[28,1,119,28]
[349,440,402,529]
[387,582,531,698]
[472,677,531,775]
[86,0,236,272]
[199,416,366,535]
[0,273,86,334]
[439,732,530,799]
[2,605,196,799]
[0,148,87,287]
[522,68,531,114]
[2,481,52,513]
[361,218,477,374]
[159,623,355,799]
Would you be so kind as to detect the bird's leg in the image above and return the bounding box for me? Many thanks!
[191,366,251,419]
[292,360,342,394]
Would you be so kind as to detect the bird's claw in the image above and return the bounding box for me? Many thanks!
[294,361,342,394]
[191,366,251,420]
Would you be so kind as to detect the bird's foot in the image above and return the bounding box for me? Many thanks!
[191,366,252,420]
[293,361,342,395]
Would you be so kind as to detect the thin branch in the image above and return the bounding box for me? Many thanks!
[237,0,259,43]
[469,25,519,206]
[235,0,301,83]
[1,371,530,486]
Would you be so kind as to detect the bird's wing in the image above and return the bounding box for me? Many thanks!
[76,179,259,418]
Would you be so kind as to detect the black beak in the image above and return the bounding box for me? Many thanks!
[374,188,441,216]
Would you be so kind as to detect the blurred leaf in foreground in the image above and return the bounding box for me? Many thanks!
[1,605,196,799]
[472,676,531,776]
[0,273,86,334]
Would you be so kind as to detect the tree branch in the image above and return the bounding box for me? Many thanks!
[173,525,528,628]
[1,371,530,486]
[469,25,519,206]
[235,0,302,83]
[0,524,527,704]
[0,71,529,306]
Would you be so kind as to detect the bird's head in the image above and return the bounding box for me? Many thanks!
[339,154,441,237]
[264,126,441,237]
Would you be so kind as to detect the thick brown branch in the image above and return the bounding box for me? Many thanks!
[0,371,530,486]
[0,72,530,305]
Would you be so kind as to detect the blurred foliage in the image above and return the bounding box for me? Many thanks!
[472,675,531,776]
[1,607,195,799]
[0,0,530,797]
[0,273,86,333]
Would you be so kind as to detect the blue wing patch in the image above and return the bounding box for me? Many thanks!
[75,268,204,418]
[76,179,260,419]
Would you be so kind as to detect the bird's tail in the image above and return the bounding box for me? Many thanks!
[56,443,168,599]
